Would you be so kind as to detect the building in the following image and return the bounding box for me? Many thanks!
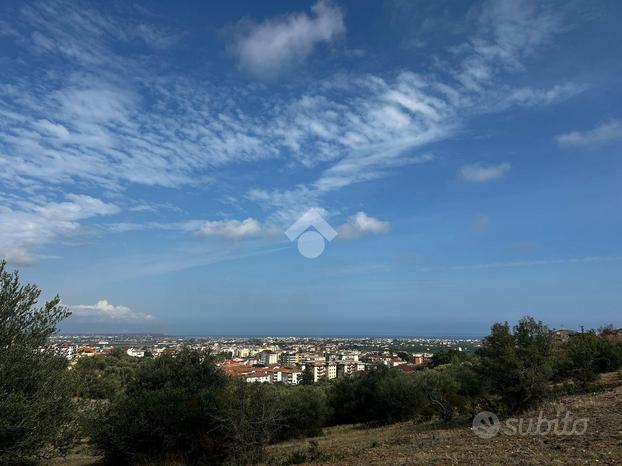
[280,352,300,365]
[336,361,366,378]
[126,348,145,358]
[308,364,326,382]
[552,329,579,342]
[259,351,279,365]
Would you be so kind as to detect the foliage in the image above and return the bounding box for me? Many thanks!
[300,366,315,385]
[413,368,463,421]
[477,317,553,414]
[89,348,229,464]
[429,348,468,368]
[0,260,76,465]
[554,331,622,388]
[327,366,424,425]
[275,385,331,440]
[71,349,142,399]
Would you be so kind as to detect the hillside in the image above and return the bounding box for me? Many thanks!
[261,373,622,466]
[49,373,622,466]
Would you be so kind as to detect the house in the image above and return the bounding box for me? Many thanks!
[552,329,578,342]
[126,348,145,358]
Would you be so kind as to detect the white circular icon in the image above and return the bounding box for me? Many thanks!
[297,230,325,259]
[472,411,500,439]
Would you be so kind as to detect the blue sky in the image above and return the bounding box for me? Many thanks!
[1,0,621,336]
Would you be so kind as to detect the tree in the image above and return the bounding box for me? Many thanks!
[0,261,76,464]
[89,348,230,464]
[71,350,141,400]
[477,317,553,414]
[300,366,315,385]
[414,369,461,421]
[215,381,285,464]
[328,366,424,425]
[429,348,468,368]
[554,332,622,389]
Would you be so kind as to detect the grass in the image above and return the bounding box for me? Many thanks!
[262,372,622,465]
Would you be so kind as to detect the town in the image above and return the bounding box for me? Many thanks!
[48,334,481,384]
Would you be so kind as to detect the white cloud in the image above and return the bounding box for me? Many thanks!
[1,0,573,200]
[33,119,70,139]
[0,194,119,265]
[192,211,389,242]
[0,0,582,263]
[232,1,345,78]
[196,218,269,239]
[337,212,390,240]
[69,299,154,320]
[557,119,622,148]
[460,162,511,182]
[504,83,584,107]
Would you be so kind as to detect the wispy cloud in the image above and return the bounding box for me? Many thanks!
[0,194,119,265]
[460,162,511,182]
[557,119,622,148]
[232,0,344,78]
[0,0,583,264]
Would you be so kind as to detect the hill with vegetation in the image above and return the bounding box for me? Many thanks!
[261,372,622,466]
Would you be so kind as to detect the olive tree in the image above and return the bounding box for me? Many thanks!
[0,261,76,464]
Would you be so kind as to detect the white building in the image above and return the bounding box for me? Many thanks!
[259,351,279,365]
[126,348,145,358]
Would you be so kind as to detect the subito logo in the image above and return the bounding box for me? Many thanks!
[285,209,337,259]
[472,411,501,439]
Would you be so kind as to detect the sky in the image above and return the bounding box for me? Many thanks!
[0,0,621,336]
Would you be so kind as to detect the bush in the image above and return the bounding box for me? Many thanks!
[429,349,469,368]
[71,350,141,399]
[477,316,553,414]
[276,385,331,440]
[89,348,230,464]
[554,332,622,389]
[413,368,465,421]
[328,366,424,425]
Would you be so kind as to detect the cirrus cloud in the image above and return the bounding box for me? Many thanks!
[0,194,120,265]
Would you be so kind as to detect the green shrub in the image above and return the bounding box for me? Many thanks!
[554,332,622,389]
[477,317,553,414]
[89,348,229,464]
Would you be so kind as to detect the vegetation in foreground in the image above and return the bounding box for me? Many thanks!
[261,372,622,466]
[1,260,622,465]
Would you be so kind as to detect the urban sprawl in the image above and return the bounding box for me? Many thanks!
[48,334,481,384]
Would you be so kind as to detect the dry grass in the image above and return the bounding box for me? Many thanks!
[262,372,622,466]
